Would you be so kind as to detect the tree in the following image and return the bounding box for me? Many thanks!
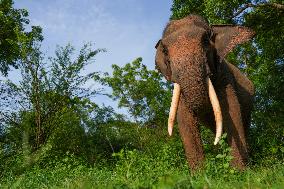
[0,0,42,76]
[99,58,172,126]
[0,43,115,158]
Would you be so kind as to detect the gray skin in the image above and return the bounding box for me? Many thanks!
[155,15,255,171]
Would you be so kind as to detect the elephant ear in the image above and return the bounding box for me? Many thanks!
[212,25,255,60]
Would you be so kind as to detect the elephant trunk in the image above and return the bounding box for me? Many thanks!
[167,77,223,145]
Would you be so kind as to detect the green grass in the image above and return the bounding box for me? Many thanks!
[1,164,283,188]
[1,133,283,188]
[1,155,283,189]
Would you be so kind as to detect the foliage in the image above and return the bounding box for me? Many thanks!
[171,0,247,24]
[99,57,172,125]
[0,0,43,76]
[205,134,236,176]
[48,44,105,98]
[0,147,283,188]
[0,43,118,174]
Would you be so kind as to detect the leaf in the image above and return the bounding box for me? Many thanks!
[216,154,225,158]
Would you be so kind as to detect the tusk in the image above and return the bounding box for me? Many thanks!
[168,83,181,136]
[207,77,223,145]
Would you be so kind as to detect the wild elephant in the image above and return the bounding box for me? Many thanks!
[155,15,255,170]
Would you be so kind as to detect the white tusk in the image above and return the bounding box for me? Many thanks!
[168,83,181,136]
[207,77,223,145]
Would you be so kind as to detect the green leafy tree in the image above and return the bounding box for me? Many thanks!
[0,0,43,76]
[100,58,172,126]
[0,43,117,165]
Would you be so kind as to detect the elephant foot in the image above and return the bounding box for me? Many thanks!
[230,154,247,171]
[229,137,249,171]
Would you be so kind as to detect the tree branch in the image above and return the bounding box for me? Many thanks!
[270,3,284,9]
[231,2,284,19]
[232,3,255,19]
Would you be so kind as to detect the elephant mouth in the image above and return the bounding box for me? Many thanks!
[168,77,223,145]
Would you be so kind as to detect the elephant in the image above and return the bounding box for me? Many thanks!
[155,15,255,171]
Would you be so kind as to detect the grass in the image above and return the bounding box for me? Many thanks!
[1,132,283,188]
[1,164,283,188]
[0,153,283,189]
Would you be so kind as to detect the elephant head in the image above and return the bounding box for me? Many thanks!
[155,15,254,145]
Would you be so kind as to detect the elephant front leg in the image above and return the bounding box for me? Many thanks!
[219,84,249,170]
[177,97,205,171]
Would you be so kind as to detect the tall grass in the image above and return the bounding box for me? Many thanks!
[1,140,283,188]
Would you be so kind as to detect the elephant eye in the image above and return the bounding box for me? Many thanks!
[162,45,169,56]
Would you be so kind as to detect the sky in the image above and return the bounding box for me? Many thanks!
[13,0,173,114]
[14,0,172,72]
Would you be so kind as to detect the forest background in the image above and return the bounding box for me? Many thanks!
[0,0,283,188]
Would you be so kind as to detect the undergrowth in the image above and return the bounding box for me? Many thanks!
[0,134,283,189]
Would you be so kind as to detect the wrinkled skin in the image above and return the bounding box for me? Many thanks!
[155,15,255,171]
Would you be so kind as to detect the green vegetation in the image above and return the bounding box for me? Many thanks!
[0,0,42,75]
[99,57,172,125]
[0,0,283,188]
[0,135,283,188]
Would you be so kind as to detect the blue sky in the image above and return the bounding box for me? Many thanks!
[13,0,172,114]
[14,0,172,72]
